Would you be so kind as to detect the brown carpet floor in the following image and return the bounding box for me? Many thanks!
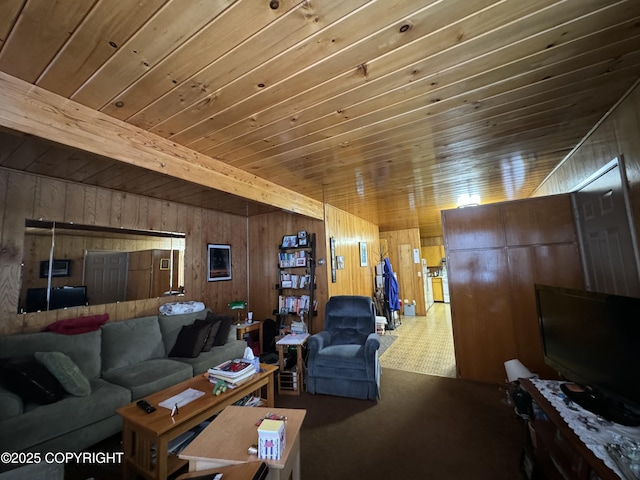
[277,367,524,480]
[65,368,524,479]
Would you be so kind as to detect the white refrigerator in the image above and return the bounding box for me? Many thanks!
[442,265,450,303]
[423,259,434,310]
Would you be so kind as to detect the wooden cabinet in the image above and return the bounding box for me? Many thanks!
[423,245,445,267]
[431,277,444,302]
[442,194,585,383]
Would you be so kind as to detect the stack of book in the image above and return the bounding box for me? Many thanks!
[207,359,255,387]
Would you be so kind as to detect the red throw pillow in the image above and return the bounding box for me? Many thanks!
[43,313,109,335]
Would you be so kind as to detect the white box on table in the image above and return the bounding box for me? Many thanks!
[258,419,286,460]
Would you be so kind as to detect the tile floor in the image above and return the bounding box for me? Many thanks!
[379,302,457,378]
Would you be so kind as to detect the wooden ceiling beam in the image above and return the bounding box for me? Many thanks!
[0,72,324,220]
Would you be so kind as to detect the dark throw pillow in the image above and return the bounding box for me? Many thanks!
[34,351,91,397]
[168,321,212,358]
[213,315,234,347]
[200,318,222,352]
[0,356,65,404]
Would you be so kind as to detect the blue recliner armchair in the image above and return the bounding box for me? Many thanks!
[306,295,381,400]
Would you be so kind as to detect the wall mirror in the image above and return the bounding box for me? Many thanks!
[20,219,186,313]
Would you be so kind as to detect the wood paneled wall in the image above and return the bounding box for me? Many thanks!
[379,228,426,316]
[324,205,380,303]
[534,79,640,246]
[0,168,248,335]
[247,211,327,334]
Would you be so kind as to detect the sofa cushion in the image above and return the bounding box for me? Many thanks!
[158,309,211,353]
[168,321,211,358]
[102,358,193,400]
[101,316,165,373]
[34,351,91,397]
[0,329,102,379]
[0,386,23,421]
[0,378,131,453]
[313,344,368,370]
[0,356,65,405]
[213,315,235,346]
[201,319,222,352]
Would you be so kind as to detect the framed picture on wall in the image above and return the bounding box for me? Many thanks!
[39,259,71,278]
[207,244,232,282]
[359,242,368,267]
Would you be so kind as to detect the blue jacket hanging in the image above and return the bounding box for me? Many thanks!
[383,257,400,311]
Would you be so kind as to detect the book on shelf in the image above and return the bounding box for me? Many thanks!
[278,250,308,268]
[208,359,254,378]
[277,294,311,315]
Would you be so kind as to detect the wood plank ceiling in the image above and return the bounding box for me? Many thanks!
[0,0,639,238]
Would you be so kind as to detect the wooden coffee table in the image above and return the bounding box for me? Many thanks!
[116,364,277,480]
[179,406,306,480]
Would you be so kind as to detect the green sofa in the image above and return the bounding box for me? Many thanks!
[0,309,246,457]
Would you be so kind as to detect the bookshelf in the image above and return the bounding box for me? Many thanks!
[274,232,317,335]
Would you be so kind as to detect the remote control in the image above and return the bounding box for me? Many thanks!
[136,399,156,413]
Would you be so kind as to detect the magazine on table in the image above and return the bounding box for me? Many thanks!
[208,359,254,378]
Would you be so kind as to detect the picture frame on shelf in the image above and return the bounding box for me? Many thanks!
[295,257,307,267]
[297,230,308,246]
[282,235,298,248]
[207,244,232,282]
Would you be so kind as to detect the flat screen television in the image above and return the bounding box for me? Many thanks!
[535,284,640,426]
[25,286,87,313]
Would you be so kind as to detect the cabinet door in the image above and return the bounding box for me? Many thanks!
[424,246,443,267]
[502,194,576,246]
[432,278,443,302]
[443,204,505,251]
[447,248,517,383]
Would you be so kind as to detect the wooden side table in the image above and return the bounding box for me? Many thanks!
[179,406,306,480]
[237,321,263,353]
[276,333,309,395]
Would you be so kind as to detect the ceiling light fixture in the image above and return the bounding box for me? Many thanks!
[457,193,480,208]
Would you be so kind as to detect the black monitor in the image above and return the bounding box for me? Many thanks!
[535,284,640,426]
[25,286,87,313]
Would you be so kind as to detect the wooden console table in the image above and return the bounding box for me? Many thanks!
[117,364,277,480]
[520,378,622,480]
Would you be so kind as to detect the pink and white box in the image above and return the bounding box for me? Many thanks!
[257,419,286,460]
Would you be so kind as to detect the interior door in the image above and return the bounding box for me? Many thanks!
[572,160,640,297]
[84,251,129,305]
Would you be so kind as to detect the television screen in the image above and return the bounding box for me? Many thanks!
[25,286,87,312]
[535,284,640,425]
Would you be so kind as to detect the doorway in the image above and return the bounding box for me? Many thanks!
[84,251,129,305]
[572,157,640,297]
